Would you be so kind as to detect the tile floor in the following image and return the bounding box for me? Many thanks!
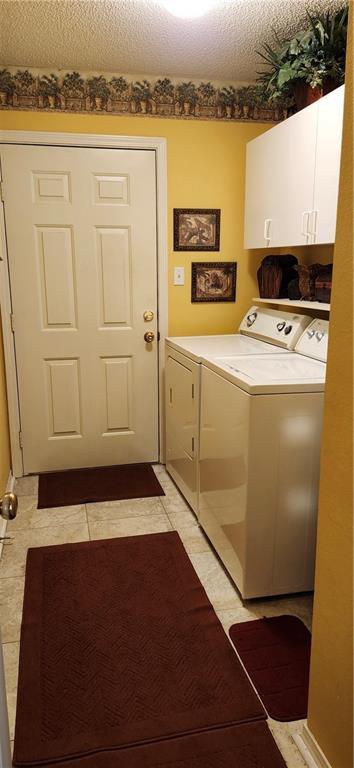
[0,465,313,767]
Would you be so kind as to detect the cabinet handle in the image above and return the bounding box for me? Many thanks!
[309,210,318,239]
[263,218,271,243]
[169,387,172,404]
[301,211,310,239]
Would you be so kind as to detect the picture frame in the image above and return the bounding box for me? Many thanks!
[191,262,237,303]
[173,208,220,251]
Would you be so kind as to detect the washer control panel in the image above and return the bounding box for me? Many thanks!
[295,319,329,362]
[240,306,312,349]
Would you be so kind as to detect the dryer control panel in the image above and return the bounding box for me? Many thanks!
[295,319,329,362]
[239,306,312,350]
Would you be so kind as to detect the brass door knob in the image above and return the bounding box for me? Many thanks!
[0,492,18,520]
[144,331,155,343]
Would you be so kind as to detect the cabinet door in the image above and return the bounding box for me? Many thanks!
[244,102,318,249]
[272,100,318,247]
[165,351,199,513]
[244,128,275,248]
[312,86,344,244]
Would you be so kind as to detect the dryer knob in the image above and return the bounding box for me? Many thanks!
[277,321,286,332]
[246,312,257,327]
[284,324,293,335]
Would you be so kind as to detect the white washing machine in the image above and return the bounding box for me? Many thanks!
[199,318,329,599]
[165,306,312,513]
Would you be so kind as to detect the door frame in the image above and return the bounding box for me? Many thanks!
[0,130,168,477]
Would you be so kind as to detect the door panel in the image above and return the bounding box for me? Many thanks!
[2,145,159,473]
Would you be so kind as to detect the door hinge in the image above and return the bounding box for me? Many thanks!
[192,436,195,453]
[19,431,23,449]
[0,182,4,202]
[10,313,15,333]
[192,383,194,399]
[157,331,160,341]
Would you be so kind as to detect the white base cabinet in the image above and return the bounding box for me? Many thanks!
[244,86,344,249]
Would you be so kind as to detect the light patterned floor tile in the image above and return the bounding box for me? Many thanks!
[89,514,172,541]
[14,475,38,497]
[86,497,165,522]
[216,594,313,634]
[269,719,308,768]
[160,492,190,515]
[7,496,86,531]
[151,463,168,477]
[0,578,24,643]
[189,551,241,611]
[0,544,27,579]
[174,525,210,554]
[3,642,19,741]
[4,522,89,551]
[167,507,199,528]
[0,523,89,578]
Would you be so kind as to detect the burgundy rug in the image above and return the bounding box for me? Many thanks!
[38,463,165,508]
[14,532,266,766]
[23,723,286,768]
[229,615,311,721]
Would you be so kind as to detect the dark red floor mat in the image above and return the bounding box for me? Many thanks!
[229,615,311,721]
[14,532,265,766]
[38,463,164,508]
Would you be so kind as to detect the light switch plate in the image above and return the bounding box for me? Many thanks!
[174,266,185,286]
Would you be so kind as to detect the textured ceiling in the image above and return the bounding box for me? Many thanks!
[0,0,346,81]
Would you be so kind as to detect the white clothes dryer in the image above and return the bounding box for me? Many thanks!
[199,319,328,599]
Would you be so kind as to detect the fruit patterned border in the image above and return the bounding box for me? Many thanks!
[0,68,291,122]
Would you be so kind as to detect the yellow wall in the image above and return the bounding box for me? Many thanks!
[307,11,353,768]
[0,311,10,494]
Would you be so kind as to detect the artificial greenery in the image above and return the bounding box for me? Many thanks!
[257,5,348,102]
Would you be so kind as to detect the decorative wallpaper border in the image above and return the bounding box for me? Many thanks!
[0,68,290,122]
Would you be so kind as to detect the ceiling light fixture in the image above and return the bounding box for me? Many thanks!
[161,0,216,19]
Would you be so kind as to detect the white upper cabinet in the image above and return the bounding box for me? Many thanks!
[244,86,344,249]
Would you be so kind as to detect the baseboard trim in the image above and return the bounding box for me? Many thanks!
[0,471,15,559]
[293,723,333,768]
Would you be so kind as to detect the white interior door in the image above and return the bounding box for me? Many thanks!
[1,145,159,474]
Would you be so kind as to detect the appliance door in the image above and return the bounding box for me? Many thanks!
[165,348,199,514]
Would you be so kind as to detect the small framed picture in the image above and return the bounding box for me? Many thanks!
[174,208,220,251]
[191,262,237,303]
